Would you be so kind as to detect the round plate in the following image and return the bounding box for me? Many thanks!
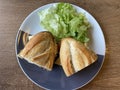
[15,3,106,90]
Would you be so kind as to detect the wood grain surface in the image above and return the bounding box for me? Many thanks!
[0,0,120,90]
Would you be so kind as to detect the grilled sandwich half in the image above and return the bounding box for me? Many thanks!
[18,31,57,71]
[60,38,98,77]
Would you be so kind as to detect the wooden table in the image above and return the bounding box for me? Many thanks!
[0,0,120,90]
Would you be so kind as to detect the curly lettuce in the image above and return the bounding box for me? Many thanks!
[38,2,90,43]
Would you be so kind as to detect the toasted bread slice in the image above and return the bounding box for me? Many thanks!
[60,38,97,77]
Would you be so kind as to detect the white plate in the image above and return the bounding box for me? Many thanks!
[15,3,106,90]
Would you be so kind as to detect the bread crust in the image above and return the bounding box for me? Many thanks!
[18,31,57,71]
[60,38,97,77]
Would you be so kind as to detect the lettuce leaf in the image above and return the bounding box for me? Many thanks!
[38,2,90,43]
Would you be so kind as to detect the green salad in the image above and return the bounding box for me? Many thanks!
[38,3,90,43]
